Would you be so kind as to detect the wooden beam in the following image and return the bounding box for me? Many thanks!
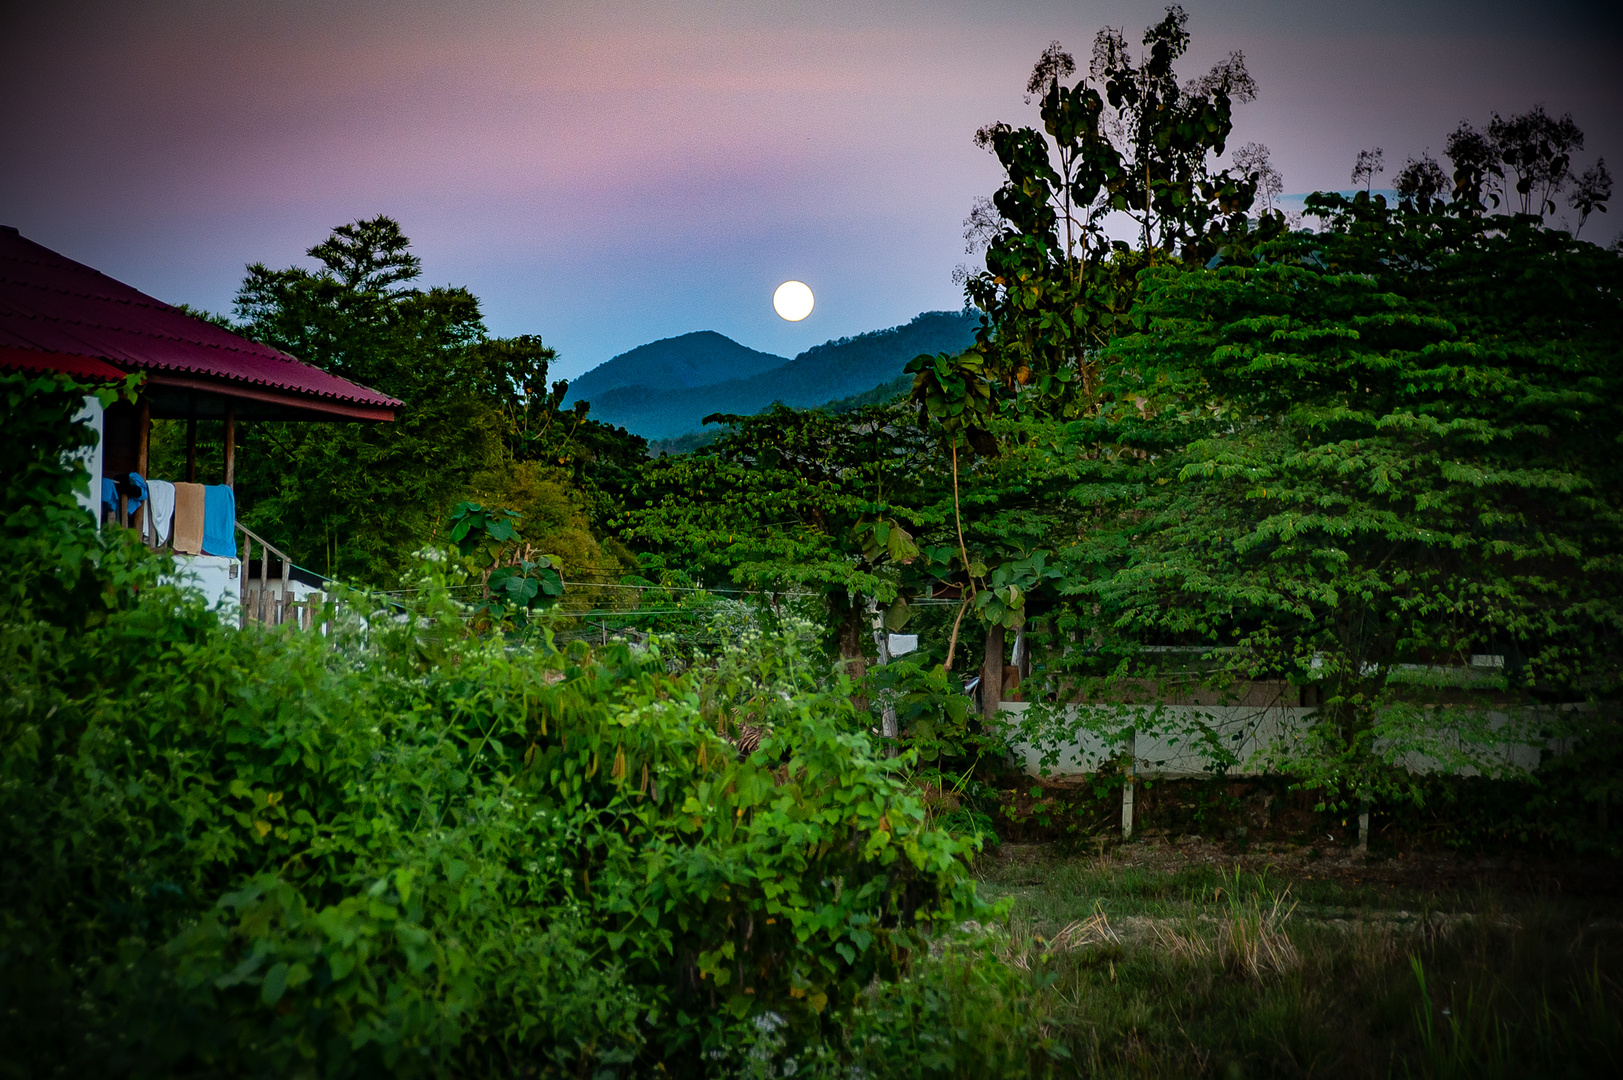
[135,399,150,540]
[223,403,236,489]
[143,371,397,422]
[136,399,150,476]
[186,417,197,482]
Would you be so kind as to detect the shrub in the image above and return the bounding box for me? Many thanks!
[0,372,990,1077]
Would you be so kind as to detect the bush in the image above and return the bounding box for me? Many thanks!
[0,372,991,1077]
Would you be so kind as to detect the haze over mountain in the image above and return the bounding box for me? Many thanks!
[571,310,979,441]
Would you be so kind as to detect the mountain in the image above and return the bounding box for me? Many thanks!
[644,374,916,457]
[564,331,790,403]
[575,310,978,440]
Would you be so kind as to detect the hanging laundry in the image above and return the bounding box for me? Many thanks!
[119,472,149,511]
[100,472,148,518]
[171,482,205,554]
[145,480,176,545]
[201,484,236,557]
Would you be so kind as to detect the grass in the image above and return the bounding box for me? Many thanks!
[949,842,1623,1078]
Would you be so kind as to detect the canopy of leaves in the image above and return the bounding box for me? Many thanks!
[215,216,643,585]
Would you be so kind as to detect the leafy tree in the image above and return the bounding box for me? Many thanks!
[960,7,1265,413]
[1232,142,1284,214]
[625,404,939,683]
[919,5,1272,714]
[1050,196,1623,813]
[1393,152,1449,212]
[1446,106,1607,232]
[1445,119,1505,212]
[1569,158,1613,239]
[1351,147,1385,193]
[226,216,641,585]
[1490,104,1584,218]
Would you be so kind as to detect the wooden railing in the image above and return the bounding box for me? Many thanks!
[236,522,326,630]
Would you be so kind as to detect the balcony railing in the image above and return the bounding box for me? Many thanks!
[237,522,328,630]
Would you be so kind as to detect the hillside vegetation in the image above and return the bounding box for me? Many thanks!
[575,310,979,439]
[564,330,791,401]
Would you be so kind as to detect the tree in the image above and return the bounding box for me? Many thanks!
[1446,106,1600,227]
[624,404,938,685]
[1351,147,1384,193]
[1393,152,1448,212]
[1569,158,1613,239]
[1491,104,1583,218]
[934,4,1271,715]
[1057,196,1623,812]
[1445,120,1504,212]
[1232,142,1284,215]
[228,216,640,584]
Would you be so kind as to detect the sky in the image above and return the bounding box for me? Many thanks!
[3,0,1619,381]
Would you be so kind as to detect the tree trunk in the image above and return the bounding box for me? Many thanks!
[980,623,1005,723]
[835,596,869,715]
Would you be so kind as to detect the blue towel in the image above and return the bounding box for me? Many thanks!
[101,473,149,514]
[126,472,148,510]
[201,485,237,557]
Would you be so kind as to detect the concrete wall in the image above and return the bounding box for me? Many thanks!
[996,700,1586,779]
[164,554,242,618]
[69,395,103,517]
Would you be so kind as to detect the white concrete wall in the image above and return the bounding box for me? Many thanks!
[69,395,103,517]
[996,700,1583,779]
[163,554,242,619]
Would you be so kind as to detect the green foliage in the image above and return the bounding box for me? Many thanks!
[625,403,947,673]
[222,215,642,584]
[445,500,564,626]
[0,384,997,1074]
[1052,205,1623,801]
[1,595,989,1074]
[961,10,1275,417]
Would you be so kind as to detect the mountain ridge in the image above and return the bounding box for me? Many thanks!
[572,310,979,440]
[564,330,790,403]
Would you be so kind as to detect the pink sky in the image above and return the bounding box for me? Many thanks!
[3,0,1617,379]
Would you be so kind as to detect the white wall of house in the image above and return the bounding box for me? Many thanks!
[69,395,103,516]
[165,554,242,618]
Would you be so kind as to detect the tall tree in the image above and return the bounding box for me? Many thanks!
[230,216,640,584]
[1051,194,1623,810]
[921,4,1270,713]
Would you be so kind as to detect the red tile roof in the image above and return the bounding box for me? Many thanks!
[0,344,128,381]
[0,227,401,412]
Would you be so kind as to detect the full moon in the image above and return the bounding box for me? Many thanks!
[773,280,814,321]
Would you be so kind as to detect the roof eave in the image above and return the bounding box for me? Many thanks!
[144,370,397,421]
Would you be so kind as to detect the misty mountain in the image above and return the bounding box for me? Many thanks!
[574,310,978,440]
[564,331,790,403]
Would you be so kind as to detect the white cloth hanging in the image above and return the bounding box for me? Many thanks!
[145,479,176,545]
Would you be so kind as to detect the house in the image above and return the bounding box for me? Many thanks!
[0,225,400,624]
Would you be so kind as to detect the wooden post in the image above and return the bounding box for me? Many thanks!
[223,404,236,489]
[981,623,1005,722]
[280,555,291,627]
[186,418,197,482]
[135,400,150,542]
[240,529,250,628]
[1121,772,1136,840]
